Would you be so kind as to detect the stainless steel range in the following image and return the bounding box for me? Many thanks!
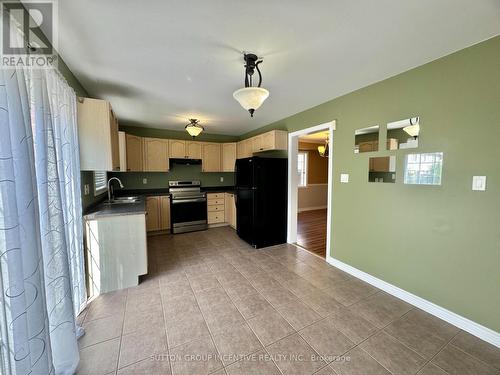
[169,180,207,234]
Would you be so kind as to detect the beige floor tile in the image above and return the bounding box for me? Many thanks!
[188,273,221,292]
[384,309,458,359]
[417,363,449,375]
[195,286,231,309]
[117,356,171,375]
[212,322,263,366]
[123,304,164,335]
[77,337,120,375]
[278,301,322,330]
[328,307,378,344]
[351,292,413,328]
[163,293,200,320]
[118,328,167,369]
[266,333,326,375]
[79,315,123,348]
[166,312,210,348]
[299,289,343,317]
[225,350,280,375]
[169,336,223,375]
[323,278,378,306]
[160,279,193,300]
[432,344,498,375]
[299,319,354,360]
[247,310,295,346]
[329,346,390,375]
[223,282,258,300]
[232,293,274,319]
[202,302,245,334]
[360,331,426,375]
[260,287,299,308]
[85,290,127,322]
[451,330,500,370]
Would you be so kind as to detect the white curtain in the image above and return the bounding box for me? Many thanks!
[0,65,86,374]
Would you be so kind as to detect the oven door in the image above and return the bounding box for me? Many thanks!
[170,197,207,232]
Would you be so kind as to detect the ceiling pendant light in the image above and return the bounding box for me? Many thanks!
[318,138,329,158]
[233,53,269,117]
[185,119,204,138]
[403,117,420,139]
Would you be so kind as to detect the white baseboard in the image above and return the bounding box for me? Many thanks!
[298,205,327,212]
[326,255,500,348]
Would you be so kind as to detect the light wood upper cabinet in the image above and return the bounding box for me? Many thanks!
[186,141,202,159]
[222,143,237,172]
[169,139,186,158]
[77,97,120,171]
[252,135,263,153]
[202,143,221,172]
[146,196,161,231]
[118,131,127,172]
[143,138,169,172]
[237,138,253,159]
[126,134,143,171]
[236,130,288,159]
[160,196,170,230]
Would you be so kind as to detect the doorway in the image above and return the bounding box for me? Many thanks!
[287,121,335,259]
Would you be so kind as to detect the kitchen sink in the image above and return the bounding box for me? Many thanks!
[105,196,140,204]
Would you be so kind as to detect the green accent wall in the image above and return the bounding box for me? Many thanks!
[241,36,500,332]
[108,164,234,190]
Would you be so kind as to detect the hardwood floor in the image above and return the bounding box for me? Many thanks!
[296,208,327,258]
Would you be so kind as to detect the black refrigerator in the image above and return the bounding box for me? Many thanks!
[235,157,287,248]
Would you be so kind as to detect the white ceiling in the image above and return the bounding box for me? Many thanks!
[57,0,500,136]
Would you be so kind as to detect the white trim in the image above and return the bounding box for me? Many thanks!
[325,256,500,348]
[287,120,335,255]
[303,183,328,186]
[298,205,328,213]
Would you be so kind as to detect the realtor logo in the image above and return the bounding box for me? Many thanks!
[1,0,58,68]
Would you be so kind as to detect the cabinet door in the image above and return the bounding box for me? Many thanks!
[252,135,263,153]
[160,196,170,230]
[242,138,252,158]
[146,197,160,231]
[371,157,390,172]
[230,194,237,228]
[126,134,143,171]
[144,138,169,171]
[186,141,202,159]
[222,143,237,172]
[202,143,221,172]
[110,111,120,170]
[118,131,127,172]
[261,131,275,151]
[358,142,373,153]
[169,140,186,158]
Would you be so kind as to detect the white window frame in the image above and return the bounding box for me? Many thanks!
[404,152,443,185]
[297,151,308,188]
[94,171,108,196]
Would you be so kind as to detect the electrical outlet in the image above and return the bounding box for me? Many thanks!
[472,176,486,191]
[84,184,90,195]
[142,178,148,185]
[220,177,224,182]
[340,173,349,183]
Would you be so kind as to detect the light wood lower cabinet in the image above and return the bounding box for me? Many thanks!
[143,137,169,172]
[146,196,170,232]
[225,193,236,229]
[126,134,143,171]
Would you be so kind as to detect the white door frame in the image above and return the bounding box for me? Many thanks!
[287,120,336,259]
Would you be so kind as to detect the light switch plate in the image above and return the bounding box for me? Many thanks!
[84,184,90,195]
[340,173,349,183]
[472,176,486,191]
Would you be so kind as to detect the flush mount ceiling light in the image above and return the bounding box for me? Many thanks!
[403,117,420,139]
[233,53,269,117]
[318,138,329,158]
[185,119,204,138]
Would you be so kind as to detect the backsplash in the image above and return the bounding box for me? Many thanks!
[108,163,235,190]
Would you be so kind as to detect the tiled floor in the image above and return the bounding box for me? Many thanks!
[77,227,500,375]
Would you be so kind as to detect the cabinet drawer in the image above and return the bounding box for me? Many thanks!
[208,204,225,212]
[208,211,224,224]
[207,193,224,199]
[207,199,224,206]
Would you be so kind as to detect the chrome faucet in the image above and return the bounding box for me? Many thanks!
[107,177,124,202]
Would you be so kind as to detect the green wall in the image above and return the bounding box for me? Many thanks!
[108,164,234,190]
[120,124,238,142]
[242,36,500,332]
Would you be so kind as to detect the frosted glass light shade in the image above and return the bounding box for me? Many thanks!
[403,123,420,137]
[185,124,204,137]
[317,145,326,156]
[233,87,269,115]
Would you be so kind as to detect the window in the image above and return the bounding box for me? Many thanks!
[404,152,443,185]
[297,151,308,187]
[94,171,108,196]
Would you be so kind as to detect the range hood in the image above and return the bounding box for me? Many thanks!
[170,158,202,165]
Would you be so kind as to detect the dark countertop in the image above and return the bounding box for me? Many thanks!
[84,195,147,219]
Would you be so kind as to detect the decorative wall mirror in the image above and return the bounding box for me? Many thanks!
[354,125,380,153]
[386,116,420,150]
[368,156,396,183]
